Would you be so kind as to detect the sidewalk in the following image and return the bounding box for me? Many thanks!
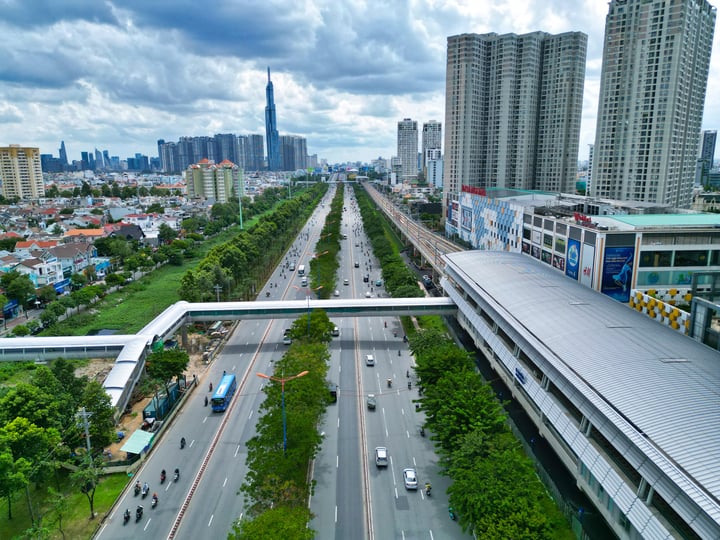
[0,308,42,338]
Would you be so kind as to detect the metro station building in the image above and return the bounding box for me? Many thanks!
[442,251,720,540]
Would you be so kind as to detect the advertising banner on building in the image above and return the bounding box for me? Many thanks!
[579,243,595,288]
[601,246,635,302]
[566,238,580,280]
[461,206,472,231]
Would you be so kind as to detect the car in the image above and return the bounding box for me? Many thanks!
[354,261,360,268]
[365,291,372,298]
[328,383,338,402]
[363,274,369,282]
[331,326,340,337]
[365,354,375,366]
[375,446,388,467]
[367,394,376,409]
[289,263,296,271]
[283,335,292,345]
[333,289,340,297]
[403,468,418,489]
[343,279,349,285]
[375,279,383,287]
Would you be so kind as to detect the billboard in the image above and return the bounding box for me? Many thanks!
[601,246,635,302]
[461,206,472,231]
[566,238,580,280]
[579,243,595,288]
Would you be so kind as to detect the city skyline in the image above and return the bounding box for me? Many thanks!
[0,1,718,164]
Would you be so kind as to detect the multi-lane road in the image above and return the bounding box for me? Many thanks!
[96,183,467,539]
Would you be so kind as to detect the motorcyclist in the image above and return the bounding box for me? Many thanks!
[204,396,208,407]
[161,469,166,482]
[136,505,143,520]
[152,493,158,506]
[180,437,186,449]
[124,508,130,522]
[134,480,141,494]
[408,381,412,390]
[425,482,432,495]
[387,378,392,388]
[174,468,180,481]
[142,481,148,494]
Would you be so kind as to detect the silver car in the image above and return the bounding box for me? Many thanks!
[403,468,418,490]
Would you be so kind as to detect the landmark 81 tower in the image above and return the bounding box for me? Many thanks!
[265,67,281,171]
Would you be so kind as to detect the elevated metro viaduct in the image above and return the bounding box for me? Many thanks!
[0,297,456,417]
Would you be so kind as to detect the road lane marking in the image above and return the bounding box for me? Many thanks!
[144,519,151,531]
[336,455,339,468]
[207,514,214,527]
[223,477,228,487]
[234,445,241,457]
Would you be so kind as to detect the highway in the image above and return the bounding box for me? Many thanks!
[96,181,468,539]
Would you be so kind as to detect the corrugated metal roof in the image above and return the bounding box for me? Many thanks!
[445,251,720,506]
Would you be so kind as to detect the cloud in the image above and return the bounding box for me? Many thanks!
[0,0,717,164]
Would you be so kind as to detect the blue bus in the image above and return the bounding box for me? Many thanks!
[211,373,237,412]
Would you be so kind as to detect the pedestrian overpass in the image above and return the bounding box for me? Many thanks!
[0,297,456,415]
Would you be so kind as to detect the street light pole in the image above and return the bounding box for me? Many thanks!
[256,370,309,455]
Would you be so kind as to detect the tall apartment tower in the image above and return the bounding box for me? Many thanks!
[397,118,418,182]
[591,0,716,207]
[422,120,442,177]
[265,67,281,171]
[442,31,587,209]
[701,130,717,169]
[0,145,45,200]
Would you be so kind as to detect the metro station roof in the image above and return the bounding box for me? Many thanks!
[444,251,720,513]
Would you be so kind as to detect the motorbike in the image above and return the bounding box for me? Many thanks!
[266,291,270,297]
[420,426,425,437]
[425,484,432,497]
[133,483,141,496]
[408,381,412,390]
[387,378,392,388]
[123,509,130,525]
[151,495,158,509]
[173,468,180,482]
[135,506,143,522]
[160,470,166,484]
[204,396,208,407]
[141,484,149,499]
[449,507,457,521]
[180,437,186,449]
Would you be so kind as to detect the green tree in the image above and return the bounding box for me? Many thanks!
[36,285,57,305]
[158,223,178,244]
[145,349,189,385]
[4,273,35,308]
[70,272,88,290]
[0,448,31,520]
[230,505,314,540]
[70,455,104,520]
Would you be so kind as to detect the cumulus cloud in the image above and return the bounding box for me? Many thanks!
[0,0,717,163]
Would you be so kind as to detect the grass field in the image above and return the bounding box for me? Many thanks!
[49,226,241,336]
[0,471,130,540]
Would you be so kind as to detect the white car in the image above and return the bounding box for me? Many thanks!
[333,289,340,297]
[403,468,418,490]
[364,291,372,298]
[365,354,375,366]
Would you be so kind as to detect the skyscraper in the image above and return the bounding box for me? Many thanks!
[591,0,716,207]
[58,140,68,167]
[421,120,442,178]
[397,118,418,182]
[701,130,717,170]
[442,31,587,209]
[244,134,265,171]
[0,145,45,200]
[265,67,281,171]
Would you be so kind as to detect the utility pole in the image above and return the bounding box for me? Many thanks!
[76,407,93,454]
[213,284,223,302]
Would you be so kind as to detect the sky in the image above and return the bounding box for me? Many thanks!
[1,0,719,165]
